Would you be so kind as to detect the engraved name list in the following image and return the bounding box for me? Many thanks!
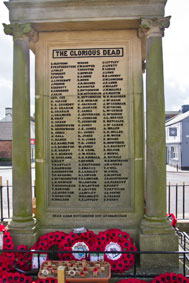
[49,46,131,211]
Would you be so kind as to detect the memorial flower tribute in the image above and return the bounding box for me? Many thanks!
[58,229,96,261]
[116,274,189,283]
[0,226,138,276]
[32,231,67,256]
[0,271,33,283]
[167,214,177,228]
[35,279,58,283]
[116,279,147,283]
[35,278,69,283]
[14,245,32,271]
[0,225,15,276]
[5,225,189,282]
[0,224,188,283]
[0,271,188,283]
[92,229,137,273]
[152,273,189,283]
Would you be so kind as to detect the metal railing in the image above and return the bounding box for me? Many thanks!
[176,227,189,260]
[0,183,12,222]
[0,181,189,221]
[0,182,36,222]
[167,183,189,220]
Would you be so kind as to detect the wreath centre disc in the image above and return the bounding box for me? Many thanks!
[105,242,122,260]
[72,242,89,260]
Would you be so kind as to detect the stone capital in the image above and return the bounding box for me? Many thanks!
[3,23,32,40]
[29,28,39,43]
[139,16,171,38]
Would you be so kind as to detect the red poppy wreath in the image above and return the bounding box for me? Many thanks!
[32,231,67,259]
[92,229,137,273]
[58,229,96,261]
[0,226,15,275]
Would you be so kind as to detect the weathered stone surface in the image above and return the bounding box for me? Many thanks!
[5,0,167,24]
[140,234,178,268]
[4,23,37,246]
[139,16,178,268]
[35,29,144,237]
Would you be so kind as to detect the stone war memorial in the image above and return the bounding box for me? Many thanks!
[4,0,178,268]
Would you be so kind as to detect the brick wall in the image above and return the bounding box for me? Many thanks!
[0,141,12,158]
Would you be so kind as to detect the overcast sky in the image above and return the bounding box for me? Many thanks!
[0,0,189,119]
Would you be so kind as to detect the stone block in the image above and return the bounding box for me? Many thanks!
[8,218,39,248]
[139,233,179,268]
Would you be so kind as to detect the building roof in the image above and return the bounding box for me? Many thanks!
[0,113,12,122]
[0,108,35,141]
[165,111,180,121]
[166,111,189,127]
[0,122,12,141]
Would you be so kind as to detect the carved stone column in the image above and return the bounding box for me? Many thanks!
[3,23,38,247]
[139,17,178,268]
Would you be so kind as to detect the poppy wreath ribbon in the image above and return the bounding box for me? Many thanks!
[168,214,177,228]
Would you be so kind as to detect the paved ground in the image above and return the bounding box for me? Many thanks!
[167,165,189,185]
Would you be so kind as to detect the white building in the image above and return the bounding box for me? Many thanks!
[166,107,189,170]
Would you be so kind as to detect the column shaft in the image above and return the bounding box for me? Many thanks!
[3,23,38,246]
[12,36,33,221]
[146,36,166,219]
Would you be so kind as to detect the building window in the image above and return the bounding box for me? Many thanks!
[169,127,177,137]
[171,146,175,158]
[170,146,179,160]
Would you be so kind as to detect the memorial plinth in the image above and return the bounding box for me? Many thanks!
[4,0,178,268]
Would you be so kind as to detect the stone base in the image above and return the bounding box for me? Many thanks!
[7,217,39,247]
[139,217,179,268]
